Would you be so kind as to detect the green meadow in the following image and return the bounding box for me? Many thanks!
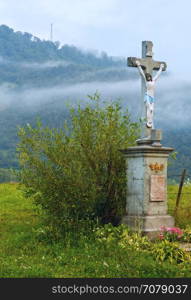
[1,182,191,278]
[168,183,191,228]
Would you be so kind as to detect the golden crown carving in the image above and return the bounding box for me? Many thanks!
[149,163,164,172]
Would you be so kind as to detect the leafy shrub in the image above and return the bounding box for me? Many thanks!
[17,94,139,232]
[151,240,189,264]
[94,223,129,246]
[94,224,191,266]
[119,232,150,252]
[94,224,149,252]
[179,226,191,243]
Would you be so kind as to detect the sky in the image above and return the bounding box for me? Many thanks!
[0,0,191,78]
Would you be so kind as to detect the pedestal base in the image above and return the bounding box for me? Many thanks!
[122,215,175,238]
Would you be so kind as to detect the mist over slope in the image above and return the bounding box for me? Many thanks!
[0,25,190,179]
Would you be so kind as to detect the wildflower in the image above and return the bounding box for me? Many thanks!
[166,227,183,238]
[159,226,183,241]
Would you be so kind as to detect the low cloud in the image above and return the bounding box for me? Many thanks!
[0,75,190,129]
[20,60,71,69]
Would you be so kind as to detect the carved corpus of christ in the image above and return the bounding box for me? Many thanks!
[128,41,167,133]
[136,60,164,129]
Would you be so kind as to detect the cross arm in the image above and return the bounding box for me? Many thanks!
[128,57,167,72]
[127,57,142,68]
[152,60,167,71]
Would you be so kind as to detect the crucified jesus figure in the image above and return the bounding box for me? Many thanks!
[135,60,164,129]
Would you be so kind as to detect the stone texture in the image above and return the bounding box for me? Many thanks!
[122,215,174,239]
[120,143,175,236]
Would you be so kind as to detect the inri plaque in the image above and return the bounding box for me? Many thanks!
[150,175,166,202]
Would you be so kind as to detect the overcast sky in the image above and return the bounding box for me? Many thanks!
[0,0,190,78]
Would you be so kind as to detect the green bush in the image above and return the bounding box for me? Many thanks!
[95,223,150,252]
[17,94,139,232]
[94,224,191,266]
[151,240,189,264]
[181,226,191,242]
[94,223,129,246]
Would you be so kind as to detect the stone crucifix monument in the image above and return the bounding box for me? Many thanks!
[121,41,174,237]
[128,40,167,142]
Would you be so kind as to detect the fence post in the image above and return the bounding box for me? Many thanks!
[174,169,186,222]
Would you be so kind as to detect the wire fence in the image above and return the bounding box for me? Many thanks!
[167,169,191,218]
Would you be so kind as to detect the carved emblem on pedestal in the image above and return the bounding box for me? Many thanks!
[149,162,164,172]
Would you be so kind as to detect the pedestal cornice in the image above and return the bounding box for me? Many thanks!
[120,145,174,156]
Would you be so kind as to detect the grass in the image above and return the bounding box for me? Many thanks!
[168,183,191,227]
[1,183,191,278]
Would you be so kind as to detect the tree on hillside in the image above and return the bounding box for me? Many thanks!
[0,25,123,67]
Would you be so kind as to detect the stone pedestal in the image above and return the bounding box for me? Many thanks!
[120,129,174,237]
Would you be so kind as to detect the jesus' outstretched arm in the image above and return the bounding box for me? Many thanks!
[153,63,164,81]
[136,60,146,83]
